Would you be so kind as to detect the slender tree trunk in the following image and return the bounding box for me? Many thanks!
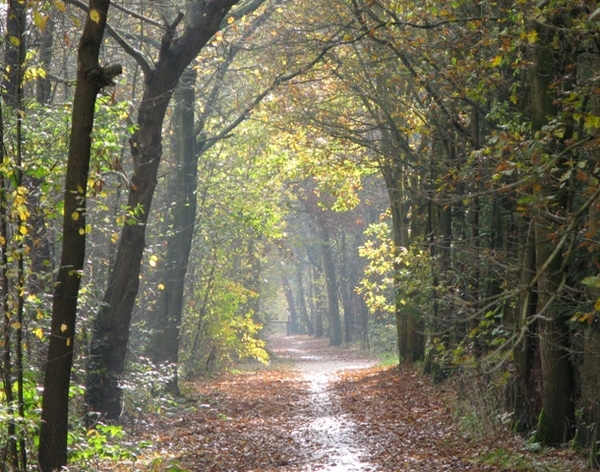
[38,1,119,469]
[282,276,300,335]
[1,1,27,467]
[2,0,25,109]
[339,233,354,344]
[318,222,342,346]
[511,217,539,431]
[36,17,55,104]
[296,266,314,336]
[311,264,324,338]
[0,68,18,472]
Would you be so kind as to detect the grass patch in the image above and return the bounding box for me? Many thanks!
[474,446,587,472]
[376,352,399,367]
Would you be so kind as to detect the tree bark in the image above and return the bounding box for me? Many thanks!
[282,276,300,335]
[296,265,314,335]
[2,0,25,108]
[311,263,325,338]
[382,164,409,360]
[318,222,342,346]
[38,1,119,469]
[530,19,575,445]
[146,68,198,392]
[85,0,240,420]
[511,217,539,431]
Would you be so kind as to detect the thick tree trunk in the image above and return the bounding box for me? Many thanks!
[383,165,409,360]
[579,325,600,465]
[146,69,198,393]
[38,1,119,469]
[530,20,575,445]
[85,0,239,420]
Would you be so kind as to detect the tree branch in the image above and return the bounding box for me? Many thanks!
[67,0,153,76]
[110,1,163,28]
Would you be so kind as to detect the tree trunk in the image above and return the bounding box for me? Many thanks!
[383,164,409,360]
[511,217,539,431]
[311,263,324,338]
[318,223,342,346]
[530,20,575,445]
[36,16,55,104]
[2,0,25,108]
[282,276,300,335]
[85,0,239,421]
[146,68,198,393]
[38,1,119,469]
[296,265,314,336]
[339,232,354,344]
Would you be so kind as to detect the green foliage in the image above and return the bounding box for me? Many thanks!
[368,321,398,356]
[358,219,434,355]
[181,275,269,378]
[68,422,144,464]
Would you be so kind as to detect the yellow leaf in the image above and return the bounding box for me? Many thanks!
[9,36,20,47]
[0,236,6,245]
[40,15,50,31]
[19,225,28,235]
[491,55,502,67]
[158,283,165,290]
[595,298,600,312]
[149,254,158,267]
[79,227,85,235]
[11,322,21,330]
[77,184,84,194]
[227,16,234,24]
[16,205,29,221]
[526,29,538,44]
[68,14,81,28]
[66,337,71,346]
[32,327,44,340]
[60,323,68,332]
[34,10,43,28]
[32,11,50,32]
[89,9,100,23]
[71,211,79,221]
[53,0,66,12]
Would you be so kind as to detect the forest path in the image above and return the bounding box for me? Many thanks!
[129,336,588,472]
[269,335,377,471]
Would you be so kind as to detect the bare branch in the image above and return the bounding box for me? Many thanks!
[110,1,163,28]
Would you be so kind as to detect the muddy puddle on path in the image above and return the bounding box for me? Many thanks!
[270,336,378,472]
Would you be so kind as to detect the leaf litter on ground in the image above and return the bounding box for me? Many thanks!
[103,336,590,472]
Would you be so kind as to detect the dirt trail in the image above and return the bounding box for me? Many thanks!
[127,336,588,472]
[269,336,377,471]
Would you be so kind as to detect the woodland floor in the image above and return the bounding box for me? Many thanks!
[110,336,590,471]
